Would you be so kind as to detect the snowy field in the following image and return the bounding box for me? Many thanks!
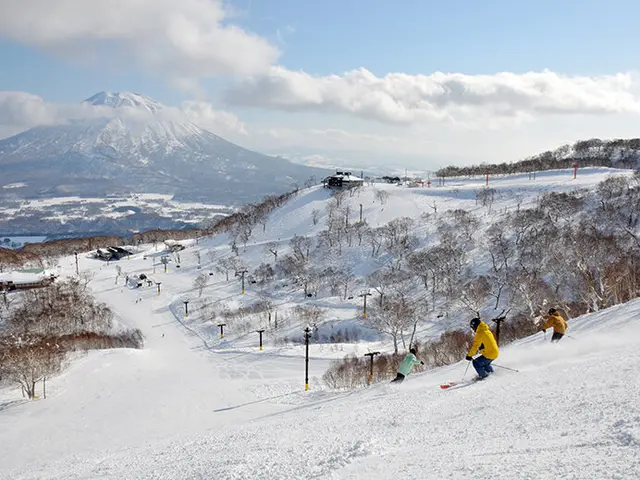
[1,167,639,479]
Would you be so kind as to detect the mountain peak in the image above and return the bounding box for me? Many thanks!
[82,91,164,114]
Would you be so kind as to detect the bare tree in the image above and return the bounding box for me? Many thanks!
[367,295,415,354]
[484,227,515,309]
[293,305,325,327]
[597,176,630,211]
[264,242,278,261]
[366,227,384,257]
[3,342,64,399]
[253,263,275,285]
[193,274,209,297]
[476,187,496,214]
[457,276,491,316]
[216,257,240,281]
[336,268,356,300]
[290,235,312,262]
[367,267,402,307]
[374,189,390,206]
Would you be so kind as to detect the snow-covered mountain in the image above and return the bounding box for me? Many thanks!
[0,92,329,204]
[82,91,164,113]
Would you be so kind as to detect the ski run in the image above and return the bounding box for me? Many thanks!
[1,167,640,479]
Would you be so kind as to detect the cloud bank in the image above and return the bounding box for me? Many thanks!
[0,0,279,86]
[225,67,640,126]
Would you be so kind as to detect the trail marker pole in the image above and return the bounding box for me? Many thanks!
[257,329,265,351]
[155,281,162,296]
[183,300,189,318]
[364,351,380,385]
[573,163,578,179]
[304,327,311,391]
[359,203,363,223]
[74,252,79,276]
[218,323,226,339]
[485,171,489,186]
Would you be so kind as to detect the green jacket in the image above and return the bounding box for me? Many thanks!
[398,352,422,375]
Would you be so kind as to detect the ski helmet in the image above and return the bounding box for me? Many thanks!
[409,348,417,355]
[548,308,557,315]
[470,318,481,331]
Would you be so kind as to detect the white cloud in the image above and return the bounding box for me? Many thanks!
[0,91,120,137]
[225,67,640,127]
[176,101,248,136]
[0,0,279,87]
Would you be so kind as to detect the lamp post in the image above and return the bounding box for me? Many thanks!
[256,329,265,351]
[218,323,226,339]
[364,351,380,385]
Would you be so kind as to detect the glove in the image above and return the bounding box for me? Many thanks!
[465,356,473,361]
[541,329,546,333]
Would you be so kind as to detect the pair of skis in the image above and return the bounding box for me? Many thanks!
[439,378,483,390]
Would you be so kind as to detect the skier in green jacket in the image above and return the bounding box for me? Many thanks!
[391,348,424,383]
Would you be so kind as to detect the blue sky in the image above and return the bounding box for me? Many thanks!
[1,0,639,170]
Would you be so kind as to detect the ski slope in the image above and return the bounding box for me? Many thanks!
[1,167,639,479]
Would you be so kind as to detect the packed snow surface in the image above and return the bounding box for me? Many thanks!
[1,167,639,479]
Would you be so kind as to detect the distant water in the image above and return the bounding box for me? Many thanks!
[1,236,48,249]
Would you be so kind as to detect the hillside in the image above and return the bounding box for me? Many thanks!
[1,167,640,479]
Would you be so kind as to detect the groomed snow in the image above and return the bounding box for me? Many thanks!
[1,167,639,479]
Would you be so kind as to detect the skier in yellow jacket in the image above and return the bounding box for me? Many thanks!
[465,318,499,380]
[542,308,568,343]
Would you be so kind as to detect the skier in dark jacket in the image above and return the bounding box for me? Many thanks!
[391,348,424,383]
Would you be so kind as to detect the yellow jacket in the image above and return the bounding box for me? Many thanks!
[543,312,567,334]
[467,321,499,360]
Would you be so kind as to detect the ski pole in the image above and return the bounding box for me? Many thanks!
[462,361,471,381]
[492,363,519,373]
[565,334,577,340]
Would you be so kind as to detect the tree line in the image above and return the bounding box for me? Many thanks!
[0,278,143,399]
[436,138,640,178]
